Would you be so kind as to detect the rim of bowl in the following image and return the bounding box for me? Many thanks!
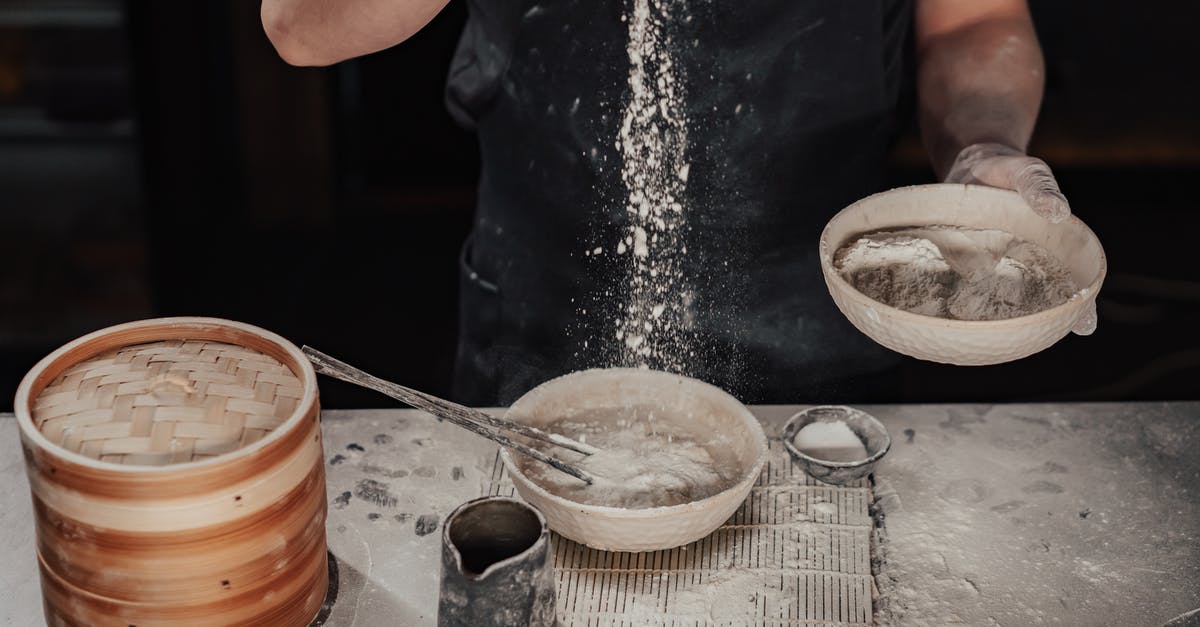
[499,368,769,518]
[819,183,1108,330]
[14,316,319,474]
[782,405,892,469]
[442,495,549,580]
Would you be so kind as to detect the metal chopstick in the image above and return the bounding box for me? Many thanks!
[302,346,596,484]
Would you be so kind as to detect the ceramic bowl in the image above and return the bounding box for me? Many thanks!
[500,368,768,552]
[820,184,1106,365]
[782,406,890,485]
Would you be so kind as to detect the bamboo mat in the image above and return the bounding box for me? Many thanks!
[486,438,875,626]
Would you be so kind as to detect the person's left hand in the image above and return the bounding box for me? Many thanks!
[944,142,1096,336]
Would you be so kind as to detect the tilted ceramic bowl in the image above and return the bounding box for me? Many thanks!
[820,184,1106,365]
[501,368,768,552]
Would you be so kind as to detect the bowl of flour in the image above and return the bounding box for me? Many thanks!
[501,368,768,552]
[819,184,1106,365]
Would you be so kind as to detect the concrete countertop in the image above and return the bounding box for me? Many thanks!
[2,402,1198,626]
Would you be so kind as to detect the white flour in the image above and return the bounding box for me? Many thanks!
[665,570,800,621]
[606,0,693,370]
[792,420,869,462]
[834,226,1078,321]
[521,406,739,508]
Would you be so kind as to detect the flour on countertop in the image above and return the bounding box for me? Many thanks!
[664,570,803,621]
[834,226,1079,321]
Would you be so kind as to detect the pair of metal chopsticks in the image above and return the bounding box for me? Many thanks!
[302,346,598,484]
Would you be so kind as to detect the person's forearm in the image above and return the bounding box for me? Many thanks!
[916,1,1044,179]
[262,0,450,67]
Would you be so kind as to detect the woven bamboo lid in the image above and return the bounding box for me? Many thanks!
[31,338,305,466]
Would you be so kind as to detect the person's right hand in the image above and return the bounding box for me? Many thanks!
[945,142,1096,336]
[945,142,1071,223]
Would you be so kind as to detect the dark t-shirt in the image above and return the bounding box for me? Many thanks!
[446,0,914,405]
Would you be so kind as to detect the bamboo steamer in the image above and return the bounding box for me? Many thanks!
[14,317,328,626]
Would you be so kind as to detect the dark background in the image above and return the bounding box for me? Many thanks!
[1,1,1197,411]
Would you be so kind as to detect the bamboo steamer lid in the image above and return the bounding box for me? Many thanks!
[14,317,328,626]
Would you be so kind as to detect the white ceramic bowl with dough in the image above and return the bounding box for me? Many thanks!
[820,184,1106,366]
[500,368,768,552]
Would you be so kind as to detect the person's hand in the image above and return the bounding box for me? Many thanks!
[944,142,1096,336]
[945,142,1071,223]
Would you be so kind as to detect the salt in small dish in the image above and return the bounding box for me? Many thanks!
[783,405,891,485]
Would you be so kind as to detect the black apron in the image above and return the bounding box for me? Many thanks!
[446,0,913,406]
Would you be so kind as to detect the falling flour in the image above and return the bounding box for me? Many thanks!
[791,420,869,463]
[521,406,740,509]
[606,0,693,370]
[834,226,1079,321]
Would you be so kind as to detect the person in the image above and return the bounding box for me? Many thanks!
[262,0,1094,405]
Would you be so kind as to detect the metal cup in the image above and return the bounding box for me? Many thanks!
[438,496,556,627]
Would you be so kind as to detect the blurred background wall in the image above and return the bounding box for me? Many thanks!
[0,0,1197,409]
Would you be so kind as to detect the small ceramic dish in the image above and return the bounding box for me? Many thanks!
[500,368,768,552]
[820,184,1106,365]
[782,405,891,485]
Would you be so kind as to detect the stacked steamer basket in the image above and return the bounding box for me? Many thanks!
[14,318,328,626]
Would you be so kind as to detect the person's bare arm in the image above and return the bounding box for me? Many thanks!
[262,0,450,67]
[916,0,1042,178]
[916,0,1095,334]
